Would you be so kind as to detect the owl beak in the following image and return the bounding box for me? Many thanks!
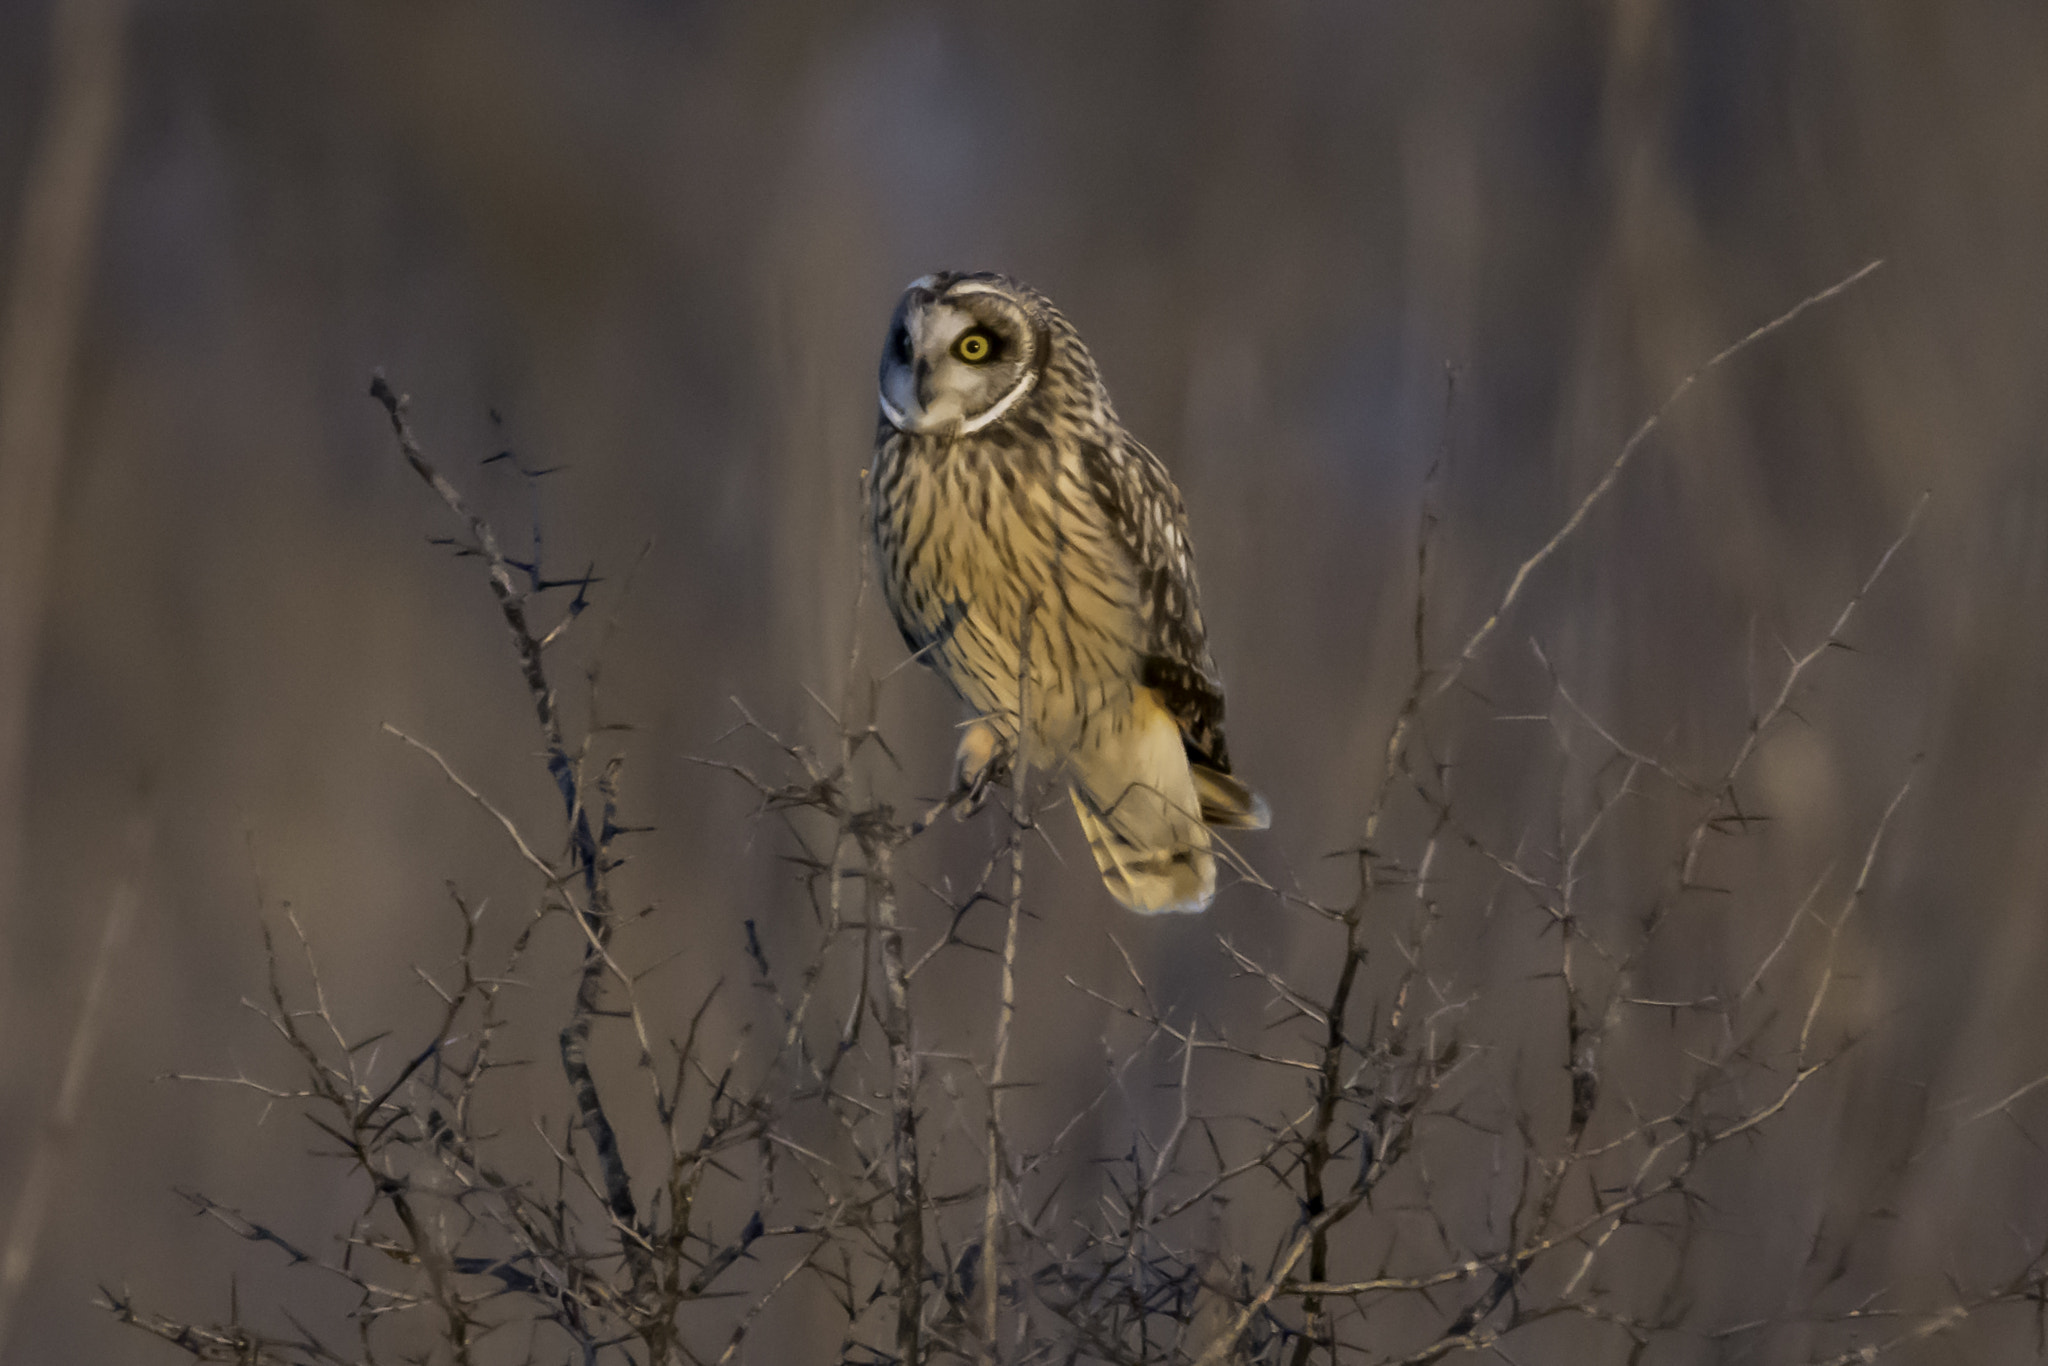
[910,360,967,435]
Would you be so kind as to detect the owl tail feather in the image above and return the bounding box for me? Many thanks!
[1192,765,1271,830]
[1071,787,1216,916]
[1066,694,1221,915]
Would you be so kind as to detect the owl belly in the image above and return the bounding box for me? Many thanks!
[876,441,1143,773]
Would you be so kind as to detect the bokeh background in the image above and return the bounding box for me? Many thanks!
[5,2,2048,1361]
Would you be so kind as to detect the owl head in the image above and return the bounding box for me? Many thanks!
[877,272,1052,437]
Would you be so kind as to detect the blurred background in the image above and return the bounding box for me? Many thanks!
[4,1,2048,1361]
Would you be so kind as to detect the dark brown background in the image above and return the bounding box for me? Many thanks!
[5,2,2048,1361]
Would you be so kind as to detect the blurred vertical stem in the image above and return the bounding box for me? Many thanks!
[0,0,130,1351]
[0,809,149,1356]
[0,0,131,946]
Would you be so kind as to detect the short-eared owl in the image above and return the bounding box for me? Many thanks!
[866,272,1268,915]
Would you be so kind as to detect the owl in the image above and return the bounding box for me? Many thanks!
[865,272,1268,914]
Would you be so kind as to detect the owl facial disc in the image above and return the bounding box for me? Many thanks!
[878,274,1040,437]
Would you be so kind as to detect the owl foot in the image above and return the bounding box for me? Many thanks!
[951,719,1010,817]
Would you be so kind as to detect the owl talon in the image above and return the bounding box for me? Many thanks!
[955,757,1011,818]
[952,720,1010,816]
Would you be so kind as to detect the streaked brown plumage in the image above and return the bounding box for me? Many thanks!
[865,272,1266,914]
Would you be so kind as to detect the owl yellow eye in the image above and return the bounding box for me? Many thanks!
[954,330,994,364]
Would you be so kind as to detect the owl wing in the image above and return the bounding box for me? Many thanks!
[1080,434,1236,775]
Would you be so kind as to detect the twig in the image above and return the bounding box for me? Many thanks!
[370,376,641,1259]
[870,836,926,1366]
[1433,260,1884,702]
[981,605,1033,1360]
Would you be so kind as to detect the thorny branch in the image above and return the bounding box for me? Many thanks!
[370,371,643,1250]
[111,287,2048,1366]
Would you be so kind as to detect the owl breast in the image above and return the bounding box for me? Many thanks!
[869,429,1143,768]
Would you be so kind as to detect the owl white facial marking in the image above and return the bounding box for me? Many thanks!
[878,390,911,431]
[956,370,1036,434]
